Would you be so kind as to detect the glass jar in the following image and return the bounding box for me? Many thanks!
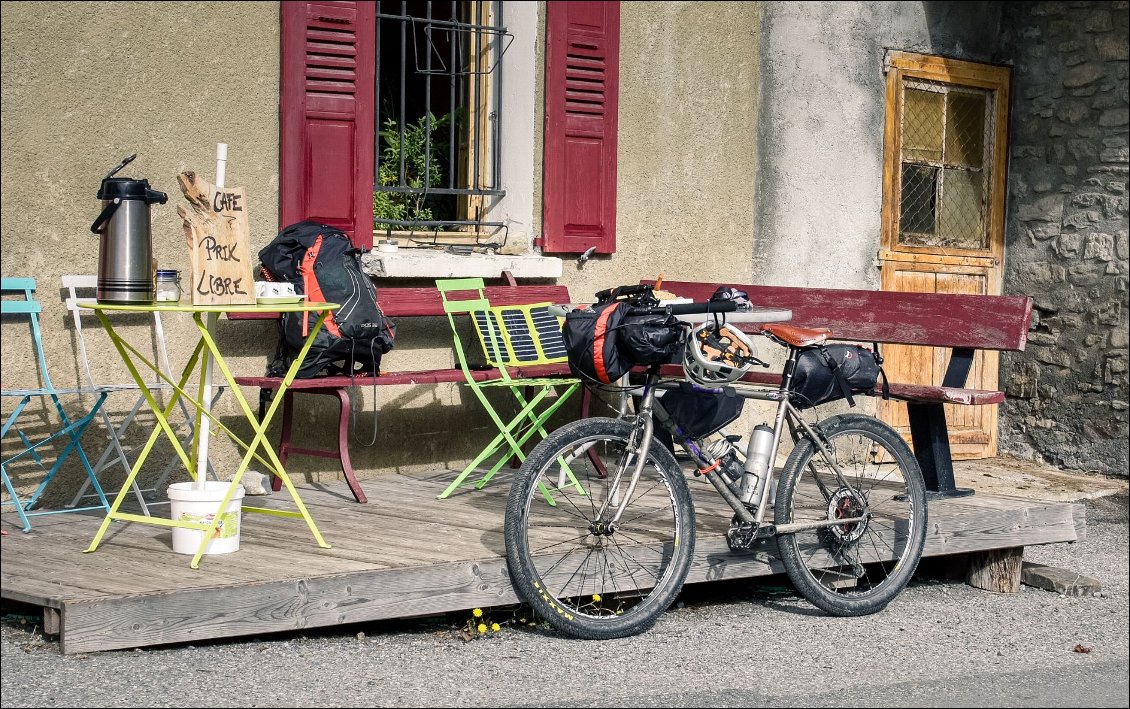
[155,269,182,303]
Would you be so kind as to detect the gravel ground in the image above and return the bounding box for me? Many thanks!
[2,495,1127,708]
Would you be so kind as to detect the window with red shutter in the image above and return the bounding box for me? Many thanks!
[280,1,376,248]
[542,1,620,254]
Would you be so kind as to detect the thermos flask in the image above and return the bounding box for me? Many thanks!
[90,154,168,304]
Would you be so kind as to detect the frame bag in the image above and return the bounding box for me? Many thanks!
[658,381,745,440]
[790,344,888,410]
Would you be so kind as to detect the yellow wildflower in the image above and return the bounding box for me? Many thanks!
[472,608,483,618]
[477,623,487,634]
[491,623,501,632]
[592,593,602,602]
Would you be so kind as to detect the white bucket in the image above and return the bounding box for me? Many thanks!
[167,481,245,555]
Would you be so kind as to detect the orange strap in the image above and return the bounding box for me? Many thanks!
[698,459,720,475]
[593,305,618,383]
[299,235,341,338]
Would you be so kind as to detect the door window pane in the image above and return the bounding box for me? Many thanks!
[940,168,986,249]
[945,92,986,169]
[899,164,937,238]
[902,88,944,163]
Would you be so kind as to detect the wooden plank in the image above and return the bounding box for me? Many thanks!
[3,474,1087,655]
[58,556,520,654]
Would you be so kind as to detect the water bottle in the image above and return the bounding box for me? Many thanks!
[740,424,774,504]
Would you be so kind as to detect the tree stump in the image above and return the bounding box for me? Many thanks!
[965,546,1024,592]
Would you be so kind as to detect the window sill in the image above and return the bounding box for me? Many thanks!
[360,249,563,279]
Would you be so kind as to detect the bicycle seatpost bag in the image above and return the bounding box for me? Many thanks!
[562,300,633,385]
[790,344,888,410]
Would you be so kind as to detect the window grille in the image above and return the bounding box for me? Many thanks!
[898,78,994,251]
[374,1,510,246]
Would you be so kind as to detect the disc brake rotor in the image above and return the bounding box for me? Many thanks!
[827,487,868,543]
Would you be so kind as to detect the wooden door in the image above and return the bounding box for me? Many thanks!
[878,52,1011,459]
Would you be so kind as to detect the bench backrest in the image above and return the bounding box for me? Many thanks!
[227,284,572,321]
[379,284,571,317]
[650,280,1033,351]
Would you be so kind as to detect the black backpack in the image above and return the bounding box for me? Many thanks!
[259,221,396,378]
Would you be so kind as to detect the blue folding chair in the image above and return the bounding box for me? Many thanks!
[1,277,110,532]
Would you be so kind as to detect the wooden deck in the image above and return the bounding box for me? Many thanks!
[1,467,1085,655]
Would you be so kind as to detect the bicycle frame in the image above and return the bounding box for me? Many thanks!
[602,343,868,537]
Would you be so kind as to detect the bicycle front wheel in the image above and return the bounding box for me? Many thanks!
[775,413,927,616]
[504,417,695,639]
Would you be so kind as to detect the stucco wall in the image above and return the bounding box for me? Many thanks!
[1,1,280,499]
[755,1,1004,288]
[535,1,762,302]
[1,1,766,501]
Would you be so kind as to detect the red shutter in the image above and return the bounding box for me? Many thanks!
[543,1,620,254]
[280,1,375,248]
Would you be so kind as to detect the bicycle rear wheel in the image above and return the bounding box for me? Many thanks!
[504,417,695,639]
[775,413,927,616]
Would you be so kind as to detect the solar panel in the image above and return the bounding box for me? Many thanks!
[472,302,567,366]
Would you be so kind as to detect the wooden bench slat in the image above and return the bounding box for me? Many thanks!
[884,383,1005,406]
[234,362,575,390]
[651,280,1033,351]
[653,365,1003,405]
[228,284,572,320]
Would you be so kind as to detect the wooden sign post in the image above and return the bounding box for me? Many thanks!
[177,170,256,306]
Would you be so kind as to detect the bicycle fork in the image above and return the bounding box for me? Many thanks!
[591,382,668,534]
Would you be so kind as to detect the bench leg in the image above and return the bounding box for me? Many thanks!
[267,388,368,504]
[906,402,974,500]
[332,388,367,504]
[270,390,294,493]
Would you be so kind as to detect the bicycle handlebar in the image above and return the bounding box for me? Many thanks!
[547,301,792,324]
[626,300,739,317]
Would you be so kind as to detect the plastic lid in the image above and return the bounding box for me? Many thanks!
[97,177,168,205]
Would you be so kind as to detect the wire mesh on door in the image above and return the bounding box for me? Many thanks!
[898,78,995,251]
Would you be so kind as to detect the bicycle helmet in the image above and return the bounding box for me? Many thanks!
[683,321,759,385]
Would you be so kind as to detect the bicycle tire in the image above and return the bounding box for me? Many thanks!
[504,417,695,639]
[774,413,927,616]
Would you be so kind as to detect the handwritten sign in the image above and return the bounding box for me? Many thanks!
[177,170,255,306]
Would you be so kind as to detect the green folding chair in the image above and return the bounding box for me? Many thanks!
[436,278,583,499]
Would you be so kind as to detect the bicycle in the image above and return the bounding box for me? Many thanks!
[503,284,928,639]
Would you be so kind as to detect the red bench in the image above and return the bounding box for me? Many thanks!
[231,276,584,503]
[646,279,1034,500]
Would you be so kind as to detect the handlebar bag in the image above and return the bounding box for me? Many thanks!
[618,311,684,365]
[790,344,887,410]
[563,300,633,385]
[563,302,685,385]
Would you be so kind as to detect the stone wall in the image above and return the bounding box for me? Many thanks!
[997,1,1129,475]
